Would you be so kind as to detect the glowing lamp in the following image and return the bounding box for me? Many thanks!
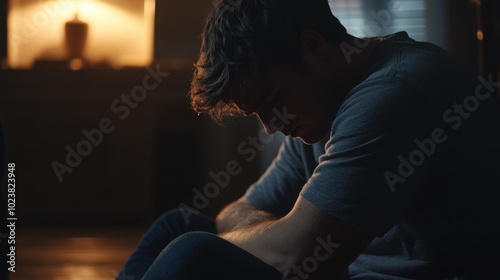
[65,12,88,60]
[7,0,156,69]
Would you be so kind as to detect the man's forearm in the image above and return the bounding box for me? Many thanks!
[215,200,277,233]
[217,197,373,278]
[219,219,293,273]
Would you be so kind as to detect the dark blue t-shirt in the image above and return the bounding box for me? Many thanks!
[243,32,500,279]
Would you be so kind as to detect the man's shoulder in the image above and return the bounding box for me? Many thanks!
[361,31,469,90]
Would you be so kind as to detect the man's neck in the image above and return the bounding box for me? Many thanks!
[335,35,381,92]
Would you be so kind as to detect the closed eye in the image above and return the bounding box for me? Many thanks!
[237,87,281,117]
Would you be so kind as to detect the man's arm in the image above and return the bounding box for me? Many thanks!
[215,198,278,233]
[219,196,374,278]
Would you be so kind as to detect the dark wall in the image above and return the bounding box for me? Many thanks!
[443,0,479,73]
[481,0,500,86]
[154,0,214,60]
[0,0,7,62]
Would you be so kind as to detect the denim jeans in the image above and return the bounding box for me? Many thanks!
[117,209,283,280]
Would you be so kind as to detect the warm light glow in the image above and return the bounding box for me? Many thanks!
[477,30,484,41]
[69,58,84,70]
[8,0,155,69]
[53,237,117,280]
[57,264,102,280]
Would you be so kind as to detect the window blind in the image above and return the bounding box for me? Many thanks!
[329,0,428,41]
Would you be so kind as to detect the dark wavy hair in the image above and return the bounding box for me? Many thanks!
[189,0,347,124]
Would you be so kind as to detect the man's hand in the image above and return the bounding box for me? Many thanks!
[215,199,278,233]
[218,197,374,278]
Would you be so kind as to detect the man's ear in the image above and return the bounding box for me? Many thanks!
[300,29,332,72]
[300,29,329,58]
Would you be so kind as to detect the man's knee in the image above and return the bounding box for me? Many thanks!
[153,232,224,267]
[156,208,187,222]
[172,232,223,251]
[152,208,216,234]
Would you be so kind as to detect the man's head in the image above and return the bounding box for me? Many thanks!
[190,0,350,143]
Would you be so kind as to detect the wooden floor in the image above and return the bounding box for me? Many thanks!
[10,224,148,280]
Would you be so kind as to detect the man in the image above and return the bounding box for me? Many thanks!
[118,0,500,279]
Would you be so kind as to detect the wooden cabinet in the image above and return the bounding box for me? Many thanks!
[0,67,197,222]
[0,66,275,223]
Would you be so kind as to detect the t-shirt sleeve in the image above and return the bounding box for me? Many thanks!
[301,79,437,236]
[242,137,310,217]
